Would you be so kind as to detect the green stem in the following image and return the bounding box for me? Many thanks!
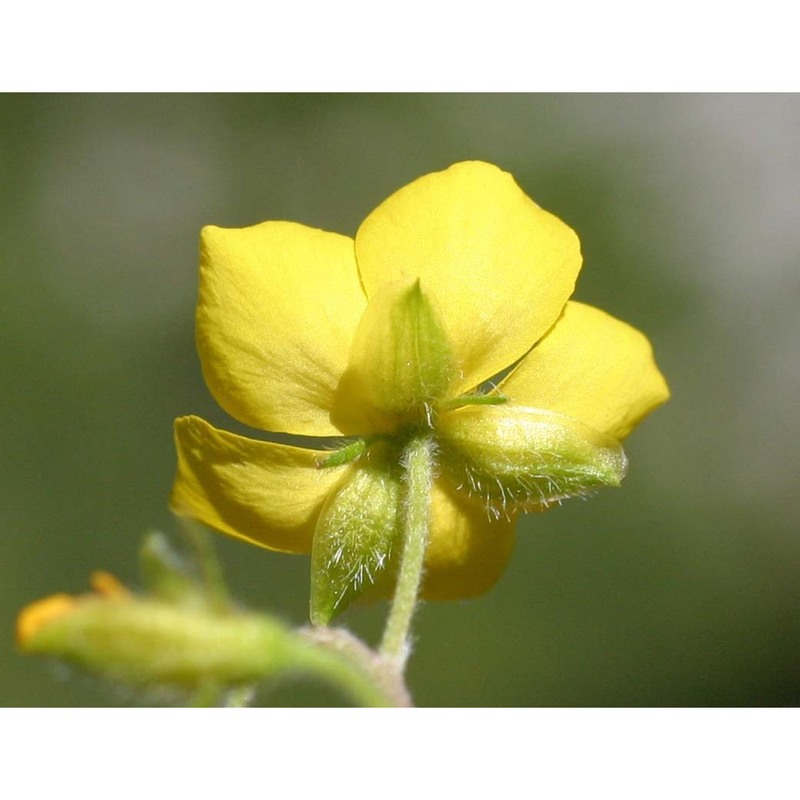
[379,434,434,666]
[287,629,403,707]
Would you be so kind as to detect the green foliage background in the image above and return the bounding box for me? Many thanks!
[2,94,798,706]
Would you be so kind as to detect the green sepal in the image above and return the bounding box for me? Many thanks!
[310,453,402,625]
[438,405,627,516]
[438,392,508,411]
[317,438,368,468]
[139,531,206,608]
[332,279,455,432]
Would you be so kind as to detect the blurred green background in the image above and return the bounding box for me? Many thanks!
[2,94,798,707]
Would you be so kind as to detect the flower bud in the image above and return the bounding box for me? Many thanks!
[17,578,293,690]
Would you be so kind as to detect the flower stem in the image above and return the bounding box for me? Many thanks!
[296,627,411,707]
[379,434,434,667]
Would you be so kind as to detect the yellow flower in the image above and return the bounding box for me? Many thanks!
[171,161,669,622]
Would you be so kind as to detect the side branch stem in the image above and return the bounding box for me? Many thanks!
[379,434,434,667]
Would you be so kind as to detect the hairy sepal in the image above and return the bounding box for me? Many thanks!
[310,453,402,625]
[438,405,627,517]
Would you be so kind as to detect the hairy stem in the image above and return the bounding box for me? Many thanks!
[298,626,411,707]
[379,434,434,667]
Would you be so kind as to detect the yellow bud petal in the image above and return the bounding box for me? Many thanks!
[16,594,78,647]
[90,571,131,598]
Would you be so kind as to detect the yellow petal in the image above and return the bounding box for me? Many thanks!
[197,222,367,437]
[499,301,670,440]
[420,479,516,601]
[170,415,347,554]
[355,161,582,394]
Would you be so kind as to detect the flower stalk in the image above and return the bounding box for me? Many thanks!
[379,433,435,666]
